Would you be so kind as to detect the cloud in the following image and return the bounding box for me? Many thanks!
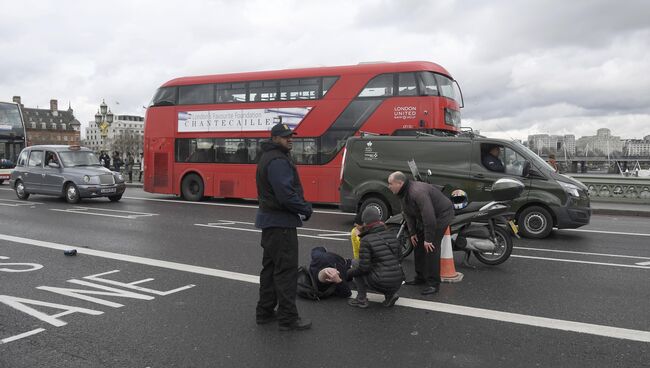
[1,0,649,141]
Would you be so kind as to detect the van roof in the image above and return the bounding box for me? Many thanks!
[347,135,512,144]
[24,145,92,152]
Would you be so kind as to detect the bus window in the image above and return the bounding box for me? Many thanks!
[322,77,338,97]
[250,81,279,102]
[150,87,177,106]
[178,84,214,105]
[216,83,247,103]
[358,74,394,98]
[435,74,461,104]
[417,72,439,96]
[398,73,418,96]
[280,78,319,101]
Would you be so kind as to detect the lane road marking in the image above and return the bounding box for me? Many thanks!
[1,232,649,343]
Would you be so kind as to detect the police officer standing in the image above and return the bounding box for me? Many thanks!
[255,123,313,331]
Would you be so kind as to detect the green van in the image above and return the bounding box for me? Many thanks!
[339,134,591,238]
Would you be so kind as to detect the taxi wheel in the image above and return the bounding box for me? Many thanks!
[15,180,30,200]
[65,183,81,204]
[108,194,122,202]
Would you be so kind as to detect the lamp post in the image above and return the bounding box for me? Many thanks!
[94,99,114,153]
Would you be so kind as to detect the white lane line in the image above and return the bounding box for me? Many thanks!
[512,255,650,269]
[515,247,650,260]
[195,223,347,242]
[49,209,141,219]
[1,232,649,343]
[562,229,650,237]
[122,195,354,216]
[636,261,650,266]
[72,206,158,216]
[1,328,46,344]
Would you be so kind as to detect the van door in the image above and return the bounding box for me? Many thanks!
[469,143,530,203]
[414,140,472,195]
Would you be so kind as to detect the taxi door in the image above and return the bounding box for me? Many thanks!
[42,150,65,194]
[23,150,45,193]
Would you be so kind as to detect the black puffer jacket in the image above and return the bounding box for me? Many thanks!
[348,224,404,294]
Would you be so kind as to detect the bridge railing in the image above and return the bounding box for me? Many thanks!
[571,175,650,204]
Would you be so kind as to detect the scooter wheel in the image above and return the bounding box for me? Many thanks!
[473,226,513,265]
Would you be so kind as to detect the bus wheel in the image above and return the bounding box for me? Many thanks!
[181,173,204,201]
[517,206,553,239]
[359,196,390,222]
[15,180,30,200]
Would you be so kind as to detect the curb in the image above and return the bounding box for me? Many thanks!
[591,208,650,218]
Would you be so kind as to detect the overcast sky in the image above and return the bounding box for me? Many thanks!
[2,0,649,140]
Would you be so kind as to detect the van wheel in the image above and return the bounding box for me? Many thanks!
[359,196,390,222]
[108,194,122,202]
[65,183,81,204]
[181,174,204,201]
[517,206,553,239]
[15,180,30,200]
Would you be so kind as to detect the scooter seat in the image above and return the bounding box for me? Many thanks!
[455,201,490,215]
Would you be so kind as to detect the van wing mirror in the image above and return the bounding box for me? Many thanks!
[522,161,531,177]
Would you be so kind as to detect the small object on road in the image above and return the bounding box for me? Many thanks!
[64,249,77,256]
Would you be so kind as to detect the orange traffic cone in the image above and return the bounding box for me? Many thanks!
[440,226,464,283]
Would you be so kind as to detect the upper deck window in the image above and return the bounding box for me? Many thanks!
[280,78,319,101]
[178,84,214,105]
[249,80,279,102]
[358,74,394,98]
[398,73,418,96]
[150,87,177,106]
[216,83,247,103]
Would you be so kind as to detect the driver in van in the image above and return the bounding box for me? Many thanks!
[482,144,505,173]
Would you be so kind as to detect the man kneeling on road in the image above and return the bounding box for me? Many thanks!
[347,206,404,308]
[388,171,454,295]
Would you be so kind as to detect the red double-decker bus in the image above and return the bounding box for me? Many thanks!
[143,61,463,202]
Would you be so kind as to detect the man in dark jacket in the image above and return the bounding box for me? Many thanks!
[482,145,505,173]
[255,123,313,331]
[309,247,352,298]
[347,206,405,308]
[388,171,454,295]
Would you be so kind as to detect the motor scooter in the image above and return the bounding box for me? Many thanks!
[386,165,524,266]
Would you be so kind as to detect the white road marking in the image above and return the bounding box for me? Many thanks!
[1,328,46,344]
[0,199,44,206]
[122,195,354,216]
[512,255,650,269]
[562,229,650,237]
[1,232,649,343]
[515,247,650,260]
[50,207,158,219]
[636,261,650,266]
[196,220,349,241]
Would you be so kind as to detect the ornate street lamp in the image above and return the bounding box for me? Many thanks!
[95,99,114,151]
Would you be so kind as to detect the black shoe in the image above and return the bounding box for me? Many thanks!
[256,313,277,325]
[279,318,312,331]
[382,293,399,307]
[421,286,439,295]
[404,278,426,286]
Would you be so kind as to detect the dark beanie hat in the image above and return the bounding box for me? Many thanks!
[361,206,381,225]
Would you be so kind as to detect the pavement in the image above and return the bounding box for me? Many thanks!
[123,181,650,218]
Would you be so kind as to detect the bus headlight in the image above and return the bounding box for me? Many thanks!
[444,108,461,127]
[559,181,580,197]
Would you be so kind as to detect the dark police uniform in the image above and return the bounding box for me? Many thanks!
[482,153,505,172]
[255,124,312,329]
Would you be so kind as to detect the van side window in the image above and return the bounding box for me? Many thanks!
[503,148,527,176]
[481,144,505,173]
